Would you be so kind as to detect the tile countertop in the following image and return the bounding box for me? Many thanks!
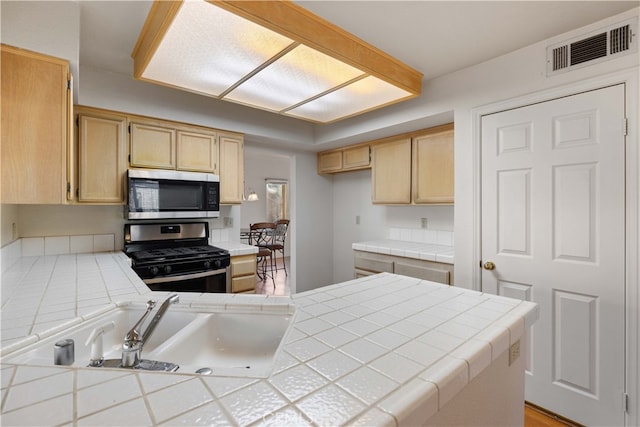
[0,252,537,426]
[353,240,454,264]
[213,241,258,256]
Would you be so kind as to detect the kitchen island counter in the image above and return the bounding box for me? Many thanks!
[1,251,537,426]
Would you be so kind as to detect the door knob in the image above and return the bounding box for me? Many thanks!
[483,261,496,270]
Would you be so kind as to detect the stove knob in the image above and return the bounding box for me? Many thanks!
[203,260,211,269]
[214,259,222,269]
[149,266,159,276]
[163,265,172,275]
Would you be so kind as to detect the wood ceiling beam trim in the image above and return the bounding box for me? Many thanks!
[131,1,182,80]
[210,0,423,95]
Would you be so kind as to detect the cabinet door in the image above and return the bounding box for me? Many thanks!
[412,126,454,204]
[1,45,70,204]
[176,130,218,173]
[317,151,342,173]
[343,145,370,170]
[129,122,176,169]
[76,110,128,203]
[371,138,411,204]
[219,133,244,204]
[231,254,257,293]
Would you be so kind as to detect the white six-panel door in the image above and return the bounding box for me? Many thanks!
[481,84,626,425]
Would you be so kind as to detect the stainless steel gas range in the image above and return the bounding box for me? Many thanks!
[124,222,231,293]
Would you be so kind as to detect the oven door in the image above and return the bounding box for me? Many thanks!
[143,267,230,293]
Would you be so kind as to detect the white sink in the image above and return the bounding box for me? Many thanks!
[1,300,295,378]
[145,311,293,377]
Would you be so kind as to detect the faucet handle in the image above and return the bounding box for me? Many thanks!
[124,300,157,342]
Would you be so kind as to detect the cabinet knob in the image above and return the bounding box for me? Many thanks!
[483,261,496,271]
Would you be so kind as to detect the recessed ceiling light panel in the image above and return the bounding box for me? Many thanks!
[286,75,413,123]
[225,45,365,112]
[141,1,294,96]
[132,0,422,123]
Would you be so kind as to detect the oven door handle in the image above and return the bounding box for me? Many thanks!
[143,268,227,285]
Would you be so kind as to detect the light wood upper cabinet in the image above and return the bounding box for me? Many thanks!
[371,123,454,205]
[219,132,244,204]
[75,107,128,204]
[317,144,370,174]
[1,44,71,204]
[343,145,370,170]
[317,151,343,173]
[129,121,176,169]
[412,125,454,204]
[371,138,412,204]
[176,130,218,173]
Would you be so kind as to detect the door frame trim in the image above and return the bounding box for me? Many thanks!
[471,68,638,426]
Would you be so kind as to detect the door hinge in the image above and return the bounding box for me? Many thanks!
[623,118,628,136]
[623,392,629,413]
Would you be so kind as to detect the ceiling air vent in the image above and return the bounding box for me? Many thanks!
[547,18,637,75]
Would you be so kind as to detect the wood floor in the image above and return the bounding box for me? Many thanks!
[525,403,583,427]
[255,258,578,427]
[254,256,291,296]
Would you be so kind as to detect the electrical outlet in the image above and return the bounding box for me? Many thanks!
[421,218,428,229]
[224,217,233,227]
[11,222,18,240]
[509,340,521,366]
[355,215,360,225]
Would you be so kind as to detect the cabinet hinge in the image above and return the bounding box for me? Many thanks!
[128,154,131,164]
[66,182,71,193]
[67,79,71,90]
[623,392,629,413]
[623,118,628,136]
[128,124,131,133]
[76,188,79,198]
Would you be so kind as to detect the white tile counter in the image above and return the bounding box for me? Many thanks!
[1,252,537,426]
[213,241,258,256]
[353,240,454,264]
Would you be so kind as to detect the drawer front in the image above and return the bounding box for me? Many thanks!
[354,257,394,273]
[395,262,450,285]
[231,254,257,277]
[232,275,256,293]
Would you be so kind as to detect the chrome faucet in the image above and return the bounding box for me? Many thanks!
[121,293,179,368]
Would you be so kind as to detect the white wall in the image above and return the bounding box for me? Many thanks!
[331,170,454,282]
[242,146,291,230]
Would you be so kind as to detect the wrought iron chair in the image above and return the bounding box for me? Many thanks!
[249,222,276,287]
[264,219,289,276]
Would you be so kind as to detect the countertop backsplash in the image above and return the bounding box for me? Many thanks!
[388,227,454,247]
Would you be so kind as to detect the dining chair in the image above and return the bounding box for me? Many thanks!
[264,219,289,276]
[249,222,276,287]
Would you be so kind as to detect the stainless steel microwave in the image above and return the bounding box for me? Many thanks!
[127,169,220,219]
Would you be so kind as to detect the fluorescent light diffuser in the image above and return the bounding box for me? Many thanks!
[132,0,422,123]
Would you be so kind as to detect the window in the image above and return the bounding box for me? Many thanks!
[266,179,288,222]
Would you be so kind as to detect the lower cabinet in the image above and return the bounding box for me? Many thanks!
[354,250,454,285]
[230,254,257,293]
